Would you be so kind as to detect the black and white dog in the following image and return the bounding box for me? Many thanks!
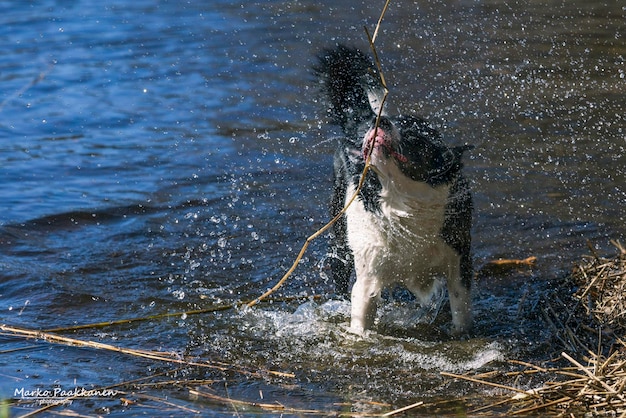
[314,45,473,335]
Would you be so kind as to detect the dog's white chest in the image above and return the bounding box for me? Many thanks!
[345,172,455,301]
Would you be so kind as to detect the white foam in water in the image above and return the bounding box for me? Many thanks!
[229,300,505,382]
[271,300,351,338]
[380,341,504,373]
[317,299,351,320]
[461,343,504,371]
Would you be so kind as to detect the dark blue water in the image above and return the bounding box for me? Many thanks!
[1,0,624,416]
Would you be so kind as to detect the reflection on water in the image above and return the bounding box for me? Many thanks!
[1,0,624,415]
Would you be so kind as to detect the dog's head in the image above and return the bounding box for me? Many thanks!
[360,115,472,187]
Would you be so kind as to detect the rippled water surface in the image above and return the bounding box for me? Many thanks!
[1,0,624,415]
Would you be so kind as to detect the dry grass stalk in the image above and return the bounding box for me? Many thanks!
[454,348,626,416]
[0,62,55,111]
[190,387,422,417]
[41,295,320,333]
[572,240,626,331]
[0,324,294,379]
[477,256,537,278]
[190,388,319,414]
[245,154,375,308]
[381,401,424,416]
[448,243,626,416]
[131,392,202,414]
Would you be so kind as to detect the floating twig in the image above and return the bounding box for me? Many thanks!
[440,371,536,398]
[43,295,320,333]
[447,243,626,416]
[381,400,424,416]
[0,61,55,111]
[0,324,293,378]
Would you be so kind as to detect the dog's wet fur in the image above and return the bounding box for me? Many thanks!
[314,45,473,335]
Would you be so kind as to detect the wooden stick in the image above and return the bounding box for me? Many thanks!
[370,0,391,44]
[246,163,372,308]
[247,1,392,308]
[510,396,572,416]
[0,324,294,378]
[44,295,321,333]
[508,359,548,373]
[440,371,536,397]
[0,62,55,111]
[468,396,515,414]
[561,351,624,401]
[381,401,424,416]
[483,256,537,267]
[43,303,239,332]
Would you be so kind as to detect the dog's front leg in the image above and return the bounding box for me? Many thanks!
[350,275,380,334]
[446,258,472,335]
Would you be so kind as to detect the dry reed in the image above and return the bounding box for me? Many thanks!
[0,324,293,379]
[445,241,626,416]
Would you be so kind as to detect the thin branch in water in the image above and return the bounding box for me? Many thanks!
[440,371,539,398]
[0,62,55,111]
[0,324,294,378]
[381,401,424,416]
[43,295,320,333]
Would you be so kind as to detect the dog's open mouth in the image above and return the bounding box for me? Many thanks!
[362,126,408,164]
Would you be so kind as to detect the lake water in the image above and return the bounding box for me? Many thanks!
[1,0,624,415]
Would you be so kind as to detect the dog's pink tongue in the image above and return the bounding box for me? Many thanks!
[363,127,389,160]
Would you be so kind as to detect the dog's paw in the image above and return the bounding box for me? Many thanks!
[449,324,472,340]
[347,323,367,336]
